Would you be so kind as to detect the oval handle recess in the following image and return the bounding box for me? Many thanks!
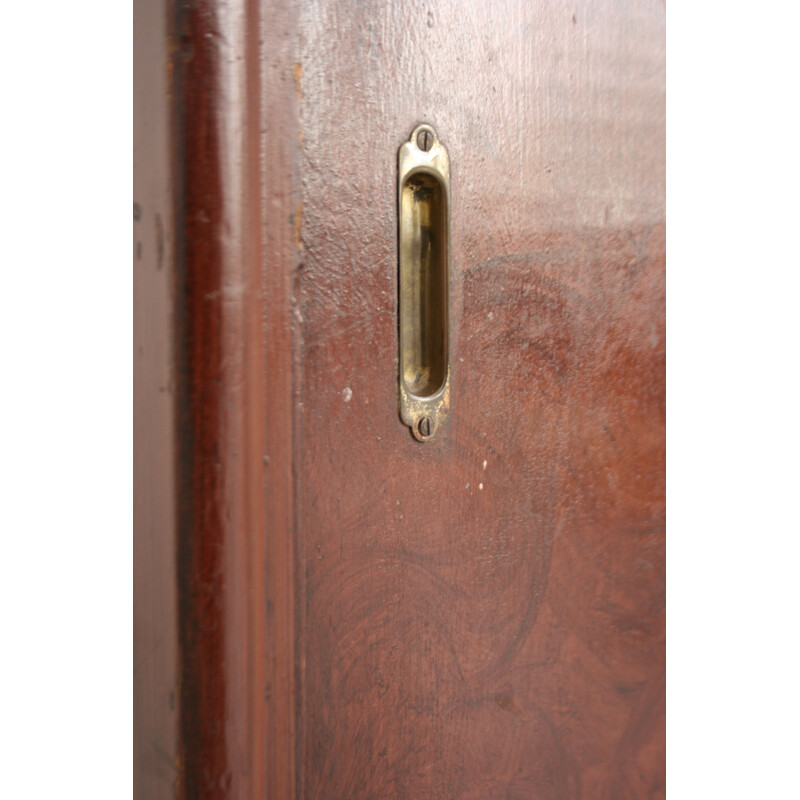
[398,124,451,441]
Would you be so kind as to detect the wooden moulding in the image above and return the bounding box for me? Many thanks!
[168,0,297,796]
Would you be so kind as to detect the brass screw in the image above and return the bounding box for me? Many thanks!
[418,417,432,437]
[417,130,433,151]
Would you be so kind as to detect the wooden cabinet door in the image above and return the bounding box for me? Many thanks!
[134,0,664,797]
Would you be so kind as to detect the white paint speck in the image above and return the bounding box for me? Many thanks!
[342,387,352,402]
[488,311,494,320]
[479,483,484,490]
[465,482,470,489]
[482,459,487,471]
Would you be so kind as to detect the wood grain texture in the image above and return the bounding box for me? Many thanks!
[149,0,666,796]
[293,0,665,798]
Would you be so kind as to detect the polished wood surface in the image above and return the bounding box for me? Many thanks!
[171,0,272,795]
[136,0,665,796]
[295,1,664,796]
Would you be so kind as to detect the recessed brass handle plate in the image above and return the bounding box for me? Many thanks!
[398,124,451,442]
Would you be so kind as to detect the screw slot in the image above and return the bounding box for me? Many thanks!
[418,417,432,437]
[416,129,433,151]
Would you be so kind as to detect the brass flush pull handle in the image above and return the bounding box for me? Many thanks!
[398,124,450,441]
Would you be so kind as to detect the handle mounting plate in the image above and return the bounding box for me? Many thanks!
[398,124,451,441]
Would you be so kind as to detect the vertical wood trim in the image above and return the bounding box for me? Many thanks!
[171,0,281,795]
[243,3,269,797]
[173,0,227,789]
[260,1,300,797]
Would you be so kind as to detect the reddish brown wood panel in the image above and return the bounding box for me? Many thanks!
[293,1,665,798]
[151,0,665,797]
